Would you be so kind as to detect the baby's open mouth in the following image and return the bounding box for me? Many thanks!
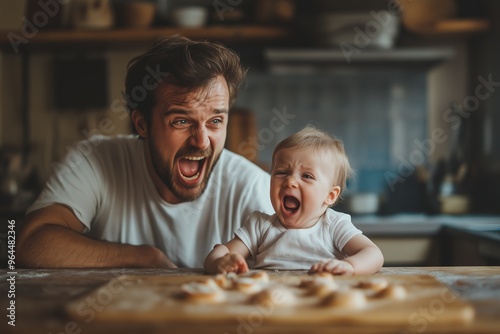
[283,195,300,214]
[178,156,207,182]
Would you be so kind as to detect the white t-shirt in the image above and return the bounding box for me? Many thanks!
[27,135,273,267]
[234,210,362,270]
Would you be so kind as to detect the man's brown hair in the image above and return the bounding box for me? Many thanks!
[124,36,246,122]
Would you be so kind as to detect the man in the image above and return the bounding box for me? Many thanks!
[17,36,273,268]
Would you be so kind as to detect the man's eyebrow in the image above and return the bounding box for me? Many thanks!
[164,108,190,116]
[164,108,229,116]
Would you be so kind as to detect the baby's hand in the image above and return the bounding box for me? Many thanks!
[309,259,355,276]
[215,253,249,274]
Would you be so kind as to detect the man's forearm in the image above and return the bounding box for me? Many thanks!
[18,224,171,268]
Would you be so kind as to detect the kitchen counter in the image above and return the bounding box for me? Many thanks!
[351,215,500,266]
[353,214,500,236]
[1,267,499,333]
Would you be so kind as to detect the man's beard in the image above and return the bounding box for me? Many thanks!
[149,143,222,202]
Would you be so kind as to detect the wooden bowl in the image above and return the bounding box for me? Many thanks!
[119,2,156,28]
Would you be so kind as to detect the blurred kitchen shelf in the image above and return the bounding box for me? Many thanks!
[265,47,456,71]
[0,25,291,51]
[405,19,491,38]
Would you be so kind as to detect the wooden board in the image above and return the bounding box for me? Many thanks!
[65,273,474,326]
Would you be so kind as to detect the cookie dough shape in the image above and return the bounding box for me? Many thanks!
[181,278,225,303]
[250,286,296,306]
[355,278,389,292]
[373,284,407,301]
[236,277,264,294]
[300,273,338,296]
[246,271,270,283]
[321,289,367,309]
[214,272,238,289]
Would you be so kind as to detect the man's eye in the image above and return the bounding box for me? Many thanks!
[210,118,223,125]
[172,119,189,127]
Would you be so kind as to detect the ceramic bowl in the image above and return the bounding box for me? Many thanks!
[170,6,208,28]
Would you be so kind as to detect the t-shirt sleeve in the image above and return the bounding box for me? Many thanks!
[26,140,104,232]
[248,171,274,215]
[223,152,274,235]
[238,170,274,218]
[330,212,363,254]
[234,211,265,257]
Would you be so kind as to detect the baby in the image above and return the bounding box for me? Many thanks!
[204,125,384,275]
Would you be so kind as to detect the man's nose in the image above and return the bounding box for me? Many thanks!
[189,126,210,150]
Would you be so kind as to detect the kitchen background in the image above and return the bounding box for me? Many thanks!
[0,0,499,265]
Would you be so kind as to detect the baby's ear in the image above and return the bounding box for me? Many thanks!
[324,186,341,206]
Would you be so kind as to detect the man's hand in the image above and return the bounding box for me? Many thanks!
[140,245,178,268]
[309,259,355,276]
[214,253,248,274]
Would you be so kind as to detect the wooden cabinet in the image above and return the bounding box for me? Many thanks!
[442,226,500,266]
[369,236,441,266]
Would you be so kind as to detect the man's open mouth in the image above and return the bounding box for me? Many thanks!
[283,195,300,215]
[178,156,207,183]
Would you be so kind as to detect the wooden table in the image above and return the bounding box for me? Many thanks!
[1,267,499,333]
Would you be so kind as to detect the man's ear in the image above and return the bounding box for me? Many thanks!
[131,110,148,138]
[324,186,341,207]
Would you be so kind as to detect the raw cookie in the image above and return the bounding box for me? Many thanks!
[181,278,225,303]
[321,289,367,309]
[247,271,270,283]
[299,272,338,296]
[355,278,389,292]
[236,277,264,294]
[373,284,407,300]
[250,286,296,306]
[214,272,238,289]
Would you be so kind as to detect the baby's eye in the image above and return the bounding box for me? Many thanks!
[273,170,286,176]
[303,173,315,179]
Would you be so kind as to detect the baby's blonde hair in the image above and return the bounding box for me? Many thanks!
[272,125,353,196]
